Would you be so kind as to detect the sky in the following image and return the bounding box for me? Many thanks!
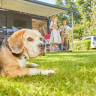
[37,0,56,4]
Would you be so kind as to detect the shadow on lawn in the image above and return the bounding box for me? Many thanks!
[47,50,96,55]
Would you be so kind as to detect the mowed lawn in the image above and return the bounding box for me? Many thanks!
[0,51,96,96]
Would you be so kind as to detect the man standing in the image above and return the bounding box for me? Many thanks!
[59,20,71,51]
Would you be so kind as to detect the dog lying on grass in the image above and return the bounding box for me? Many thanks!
[0,29,55,78]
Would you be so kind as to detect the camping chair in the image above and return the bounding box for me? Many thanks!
[45,34,50,51]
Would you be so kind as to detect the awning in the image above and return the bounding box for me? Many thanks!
[0,0,73,17]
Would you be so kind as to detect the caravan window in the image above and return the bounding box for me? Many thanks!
[94,37,96,41]
[32,19,47,37]
[14,20,26,28]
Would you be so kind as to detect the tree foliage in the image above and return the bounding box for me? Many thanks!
[55,0,96,40]
[91,5,96,26]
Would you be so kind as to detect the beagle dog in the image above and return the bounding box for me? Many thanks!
[0,29,55,78]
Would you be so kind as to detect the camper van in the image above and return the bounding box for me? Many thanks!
[0,9,48,41]
[0,0,73,51]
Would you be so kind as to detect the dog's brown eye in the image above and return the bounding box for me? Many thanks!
[40,37,43,41]
[27,37,33,41]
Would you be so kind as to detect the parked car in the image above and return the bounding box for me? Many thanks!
[82,36,96,48]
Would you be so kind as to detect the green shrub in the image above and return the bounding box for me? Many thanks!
[74,40,91,50]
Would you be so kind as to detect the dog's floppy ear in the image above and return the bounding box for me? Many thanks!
[8,29,26,54]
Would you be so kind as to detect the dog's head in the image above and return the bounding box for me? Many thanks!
[8,29,46,58]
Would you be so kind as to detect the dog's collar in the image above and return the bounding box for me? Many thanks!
[6,38,29,59]
[0,68,1,74]
[6,38,12,52]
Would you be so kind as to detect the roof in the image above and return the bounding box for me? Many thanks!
[82,36,96,40]
[0,0,73,17]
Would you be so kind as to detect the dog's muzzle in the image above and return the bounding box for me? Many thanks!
[38,43,45,50]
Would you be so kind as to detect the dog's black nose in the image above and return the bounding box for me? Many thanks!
[38,43,45,49]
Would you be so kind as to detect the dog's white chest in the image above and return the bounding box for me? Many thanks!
[18,57,26,68]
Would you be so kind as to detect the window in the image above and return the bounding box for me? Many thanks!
[32,19,47,37]
[14,20,26,28]
[94,37,96,41]
[0,11,6,28]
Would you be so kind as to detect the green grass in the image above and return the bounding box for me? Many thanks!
[0,51,96,96]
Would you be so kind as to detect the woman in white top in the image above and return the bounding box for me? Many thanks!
[49,16,61,52]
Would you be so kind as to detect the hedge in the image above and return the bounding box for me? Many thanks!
[74,40,91,50]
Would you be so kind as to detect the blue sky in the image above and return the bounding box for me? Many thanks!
[38,0,56,4]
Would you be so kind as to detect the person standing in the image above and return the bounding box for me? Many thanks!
[59,20,71,51]
[49,16,61,52]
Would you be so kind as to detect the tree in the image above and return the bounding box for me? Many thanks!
[83,5,96,37]
[56,0,81,25]
[55,0,82,41]
[55,0,96,40]
[56,0,63,6]
[91,5,96,26]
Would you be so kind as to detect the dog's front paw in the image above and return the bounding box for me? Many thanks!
[41,70,55,75]
[26,63,39,68]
